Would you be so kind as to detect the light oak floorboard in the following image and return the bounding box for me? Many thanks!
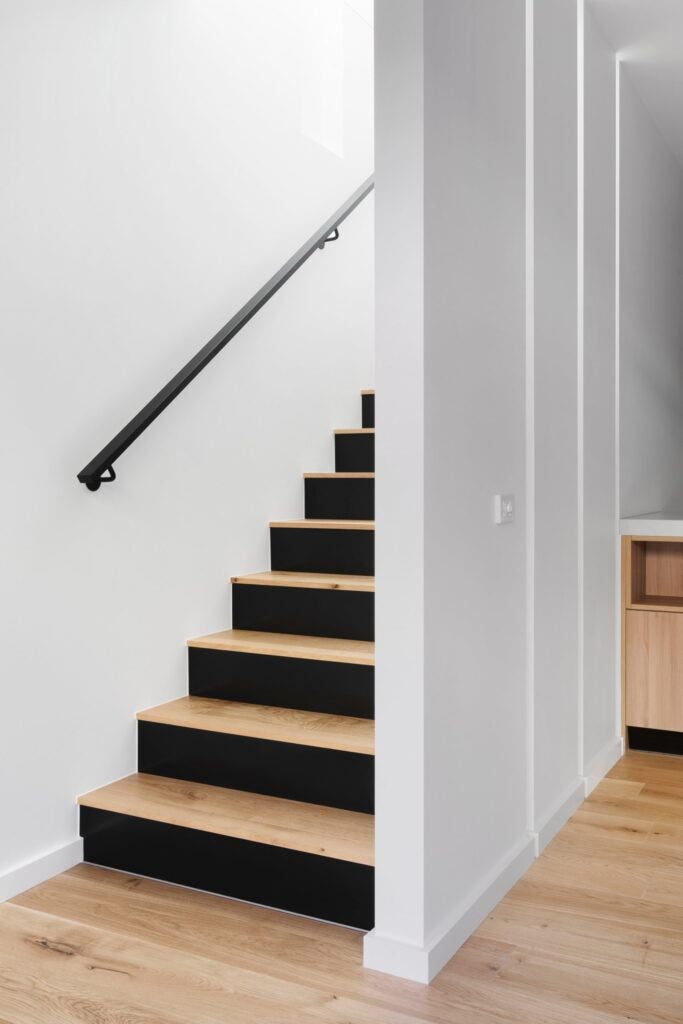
[4,752,683,1023]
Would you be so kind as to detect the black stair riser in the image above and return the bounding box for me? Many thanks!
[270,527,374,575]
[628,726,683,755]
[305,478,374,520]
[232,584,374,641]
[189,648,374,719]
[335,433,374,472]
[362,393,374,428]
[138,722,374,813]
[80,807,374,929]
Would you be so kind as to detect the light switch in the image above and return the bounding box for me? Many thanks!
[494,494,515,525]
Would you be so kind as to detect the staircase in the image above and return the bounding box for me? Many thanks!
[78,389,375,930]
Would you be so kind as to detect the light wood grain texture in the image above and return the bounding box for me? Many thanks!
[333,429,375,435]
[360,388,375,395]
[629,596,683,613]
[625,536,643,606]
[187,629,375,665]
[621,536,630,737]
[643,541,683,599]
[269,519,374,530]
[230,571,375,592]
[137,697,375,754]
[626,537,683,611]
[303,473,374,479]
[78,774,373,865]
[626,535,683,543]
[625,609,683,730]
[6,752,683,1023]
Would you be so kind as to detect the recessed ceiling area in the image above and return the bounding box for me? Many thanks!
[590,0,683,167]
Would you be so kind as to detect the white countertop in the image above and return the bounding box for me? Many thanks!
[620,512,683,537]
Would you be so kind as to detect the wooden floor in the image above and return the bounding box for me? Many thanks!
[2,751,683,1023]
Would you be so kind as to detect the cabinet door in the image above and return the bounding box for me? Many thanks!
[626,610,683,730]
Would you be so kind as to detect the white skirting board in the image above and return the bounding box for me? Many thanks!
[0,839,83,903]
[533,777,586,855]
[583,735,624,795]
[364,834,536,984]
[365,734,625,984]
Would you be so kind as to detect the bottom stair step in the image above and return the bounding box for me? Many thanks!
[78,774,374,929]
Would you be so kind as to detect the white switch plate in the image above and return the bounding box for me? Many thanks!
[494,493,515,525]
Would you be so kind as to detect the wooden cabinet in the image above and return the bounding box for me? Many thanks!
[625,609,683,730]
[623,537,683,737]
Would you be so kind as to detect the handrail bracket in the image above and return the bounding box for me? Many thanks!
[318,227,340,250]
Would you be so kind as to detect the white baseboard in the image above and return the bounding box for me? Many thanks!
[365,738,627,985]
[0,839,83,903]
[583,735,624,795]
[534,777,585,854]
[363,930,431,984]
[363,833,536,984]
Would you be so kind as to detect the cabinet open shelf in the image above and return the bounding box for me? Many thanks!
[625,539,683,612]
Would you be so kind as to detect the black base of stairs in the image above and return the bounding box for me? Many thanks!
[139,722,374,813]
[305,477,374,520]
[362,393,374,428]
[232,583,374,641]
[80,806,374,929]
[335,433,374,472]
[189,648,374,719]
[270,526,374,575]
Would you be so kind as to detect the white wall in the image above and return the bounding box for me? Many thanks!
[532,0,582,839]
[368,0,532,984]
[370,0,622,984]
[583,7,619,781]
[370,0,426,958]
[0,0,373,891]
[619,69,683,517]
[422,0,529,957]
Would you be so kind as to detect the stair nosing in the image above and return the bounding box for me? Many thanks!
[187,629,375,666]
[303,472,374,479]
[334,428,375,435]
[137,696,374,755]
[230,571,374,593]
[269,519,375,531]
[78,773,374,865]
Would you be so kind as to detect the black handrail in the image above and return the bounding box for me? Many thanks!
[78,176,374,491]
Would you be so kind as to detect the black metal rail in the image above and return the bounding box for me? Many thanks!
[78,176,374,491]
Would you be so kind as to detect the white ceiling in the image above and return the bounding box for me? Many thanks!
[590,0,683,167]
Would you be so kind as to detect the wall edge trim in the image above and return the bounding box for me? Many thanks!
[583,734,624,795]
[363,833,536,983]
[534,777,585,854]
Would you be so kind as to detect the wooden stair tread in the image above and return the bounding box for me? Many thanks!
[269,519,374,531]
[334,428,375,435]
[137,696,374,754]
[303,472,374,479]
[187,629,375,665]
[230,570,374,592]
[79,773,374,865]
